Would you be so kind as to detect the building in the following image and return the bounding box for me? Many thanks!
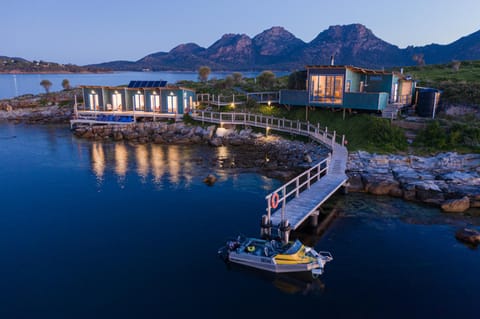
[280,65,415,113]
[79,81,196,115]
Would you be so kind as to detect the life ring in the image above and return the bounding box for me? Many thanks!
[247,246,255,252]
[271,193,280,209]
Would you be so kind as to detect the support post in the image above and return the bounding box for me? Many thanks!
[310,211,319,227]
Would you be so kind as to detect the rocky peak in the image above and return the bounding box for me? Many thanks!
[253,26,305,56]
[205,33,254,65]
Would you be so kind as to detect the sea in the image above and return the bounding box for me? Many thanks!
[0,123,478,318]
[0,71,289,100]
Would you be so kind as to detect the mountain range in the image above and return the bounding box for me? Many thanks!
[88,24,480,71]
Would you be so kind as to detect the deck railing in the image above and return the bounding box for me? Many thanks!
[264,156,330,223]
[192,111,345,148]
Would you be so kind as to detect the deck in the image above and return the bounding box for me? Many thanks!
[70,110,182,129]
[191,111,348,231]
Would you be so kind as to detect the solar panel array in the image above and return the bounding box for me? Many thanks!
[128,81,167,88]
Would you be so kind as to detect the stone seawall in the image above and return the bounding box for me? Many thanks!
[347,151,480,213]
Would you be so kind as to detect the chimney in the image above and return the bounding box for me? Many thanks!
[330,55,335,66]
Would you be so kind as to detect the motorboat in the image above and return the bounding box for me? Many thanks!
[218,236,333,277]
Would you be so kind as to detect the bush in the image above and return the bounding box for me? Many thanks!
[365,116,408,152]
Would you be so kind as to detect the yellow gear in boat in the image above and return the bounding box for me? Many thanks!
[247,246,255,252]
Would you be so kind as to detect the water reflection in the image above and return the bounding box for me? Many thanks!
[115,143,128,183]
[87,141,282,193]
[226,262,325,295]
[135,144,149,182]
[91,143,105,182]
[151,145,165,185]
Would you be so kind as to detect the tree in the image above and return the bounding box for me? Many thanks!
[257,71,276,89]
[40,79,52,94]
[232,72,243,85]
[287,70,307,90]
[61,79,71,90]
[224,75,234,89]
[198,66,211,82]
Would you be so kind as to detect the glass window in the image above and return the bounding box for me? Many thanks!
[309,74,343,104]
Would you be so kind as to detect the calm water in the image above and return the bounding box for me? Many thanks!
[0,71,289,100]
[0,123,479,318]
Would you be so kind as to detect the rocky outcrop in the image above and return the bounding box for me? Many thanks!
[455,228,480,246]
[347,151,480,211]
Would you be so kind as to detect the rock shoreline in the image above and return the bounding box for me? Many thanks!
[0,105,73,124]
[347,151,480,212]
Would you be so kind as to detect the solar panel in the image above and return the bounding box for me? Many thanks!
[128,81,167,88]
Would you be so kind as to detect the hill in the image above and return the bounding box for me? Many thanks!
[0,56,106,73]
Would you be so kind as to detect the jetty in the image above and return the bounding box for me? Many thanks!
[191,111,348,239]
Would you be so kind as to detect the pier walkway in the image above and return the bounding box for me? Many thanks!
[191,111,348,231]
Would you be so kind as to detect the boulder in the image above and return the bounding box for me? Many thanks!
[362,174,400,196]
[203,174,217,186]
[455,228,480,246]
[441,196,471,213]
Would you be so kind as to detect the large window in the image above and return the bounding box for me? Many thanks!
[150,93,161,112]
[112,92,122,111]
[309,74,344,104]
[89,92,99,111]
[134,93,145,111]
[167,94,178,113]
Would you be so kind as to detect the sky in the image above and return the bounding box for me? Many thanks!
[2,0,479,65]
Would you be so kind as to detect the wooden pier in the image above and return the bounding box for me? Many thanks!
[191,111,348,234]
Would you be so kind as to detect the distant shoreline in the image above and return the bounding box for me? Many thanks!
[0,71,112,74]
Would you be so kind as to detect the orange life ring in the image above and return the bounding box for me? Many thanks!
[271,193,280,209]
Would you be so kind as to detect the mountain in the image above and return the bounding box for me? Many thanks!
[87,24,480,71]
[301,24,409,68]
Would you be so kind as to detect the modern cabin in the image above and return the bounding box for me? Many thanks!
[79,81,196,115]
[280,65,415,112]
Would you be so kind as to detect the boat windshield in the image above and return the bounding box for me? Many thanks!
[284,240,303,254]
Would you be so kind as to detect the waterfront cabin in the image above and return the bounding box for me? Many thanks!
[79,81,196,115]
[280,65,415,112]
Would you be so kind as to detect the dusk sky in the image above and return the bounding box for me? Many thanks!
[2,0,479,65]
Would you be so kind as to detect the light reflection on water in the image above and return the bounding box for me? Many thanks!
[88,141,277,192]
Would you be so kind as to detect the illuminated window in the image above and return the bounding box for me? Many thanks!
[112,92,122,111]
[167,94,178,113]
[134,93,145,111]
[150,94,161,112]
[309,74,344,104]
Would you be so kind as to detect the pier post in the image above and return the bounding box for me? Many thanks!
[279,220,291,244]
[260,214,272,239]
[310,211,319,227]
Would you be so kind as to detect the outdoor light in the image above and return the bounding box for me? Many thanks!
[91,90,96,94]
[268,100,271,107]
